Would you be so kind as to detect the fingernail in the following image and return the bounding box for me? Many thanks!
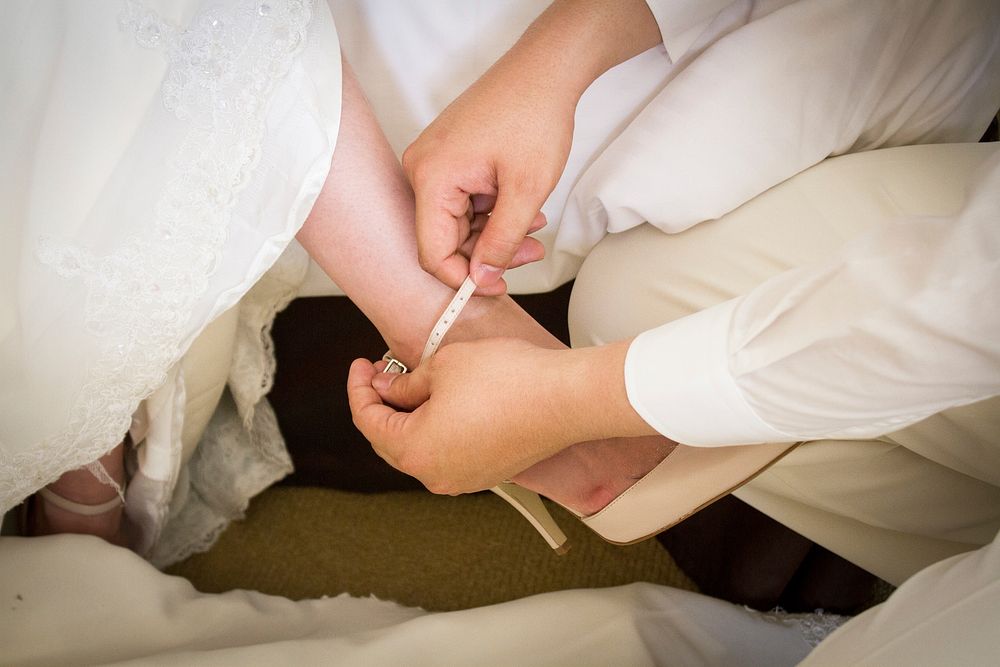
[372,373,395,392]
[473,263,503,287]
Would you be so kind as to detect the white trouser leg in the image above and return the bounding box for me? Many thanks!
[177,305,240,465]
[800,529,1000,665]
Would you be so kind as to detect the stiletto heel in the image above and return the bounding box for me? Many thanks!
[491,482,569,554]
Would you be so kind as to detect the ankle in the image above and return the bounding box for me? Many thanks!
[31,442,128,545]
[384,293,562,369]
[35,502,125,544]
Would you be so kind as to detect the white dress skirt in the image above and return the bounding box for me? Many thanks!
[1,0,342,563]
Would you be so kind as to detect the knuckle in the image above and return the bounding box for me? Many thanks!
[396,448,456,495]
[503,168,546,198]
[350,411,364,431]
[404,152,433,185]
[417,251,437,273]
[396,447,428,478]
[423,478,451,495]
[484,234,522,256]
[401,145,419,175]
[424,476,461,496]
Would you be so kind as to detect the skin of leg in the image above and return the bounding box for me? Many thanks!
[34,442,126,544]
[295,61,671,514]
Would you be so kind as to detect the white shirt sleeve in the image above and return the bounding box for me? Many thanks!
[642,0,735,61]
[624,153,1000,446]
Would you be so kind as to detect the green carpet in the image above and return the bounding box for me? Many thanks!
[167,486,696,611]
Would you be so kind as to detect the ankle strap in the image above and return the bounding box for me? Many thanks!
[420,276,477,363]
[38,487,125,516]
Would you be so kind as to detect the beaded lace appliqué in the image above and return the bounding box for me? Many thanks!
[2,0,313,512]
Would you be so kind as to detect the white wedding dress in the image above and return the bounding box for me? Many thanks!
[1,0,342,563]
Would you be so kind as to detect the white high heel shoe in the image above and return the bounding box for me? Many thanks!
[383,276,798,552]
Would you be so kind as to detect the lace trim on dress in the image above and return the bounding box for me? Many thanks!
[0,0,313,514]
[229,242,310,425]
[152,243,307,567]
[151,390,293,568]
[749,606,850,649]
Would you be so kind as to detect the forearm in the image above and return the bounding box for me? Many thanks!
[298,62,564,368]
[480,0,662,108]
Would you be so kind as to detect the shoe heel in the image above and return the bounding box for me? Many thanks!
[491,482,569,554]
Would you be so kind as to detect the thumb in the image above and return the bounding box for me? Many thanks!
[371,365,432,411]
[470,186,546,288]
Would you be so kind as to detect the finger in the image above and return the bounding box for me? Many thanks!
[347,359,410,463]
[468,211,541,248]
[470,184,546,289]
[371,363,433,411]
[468,212,490,235]
[458,228,482,259]
[506,236,546,270]
[466,212,543,260]
[412,179,473,290]
[435,254,474,289]
[472,275,508,297]
[471,193,496,214]
[526,211,548,234]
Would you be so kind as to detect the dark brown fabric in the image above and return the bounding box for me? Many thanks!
[657,496,881,614]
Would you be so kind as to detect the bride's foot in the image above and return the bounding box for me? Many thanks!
[31,442,127,546]
[512,435,677,516]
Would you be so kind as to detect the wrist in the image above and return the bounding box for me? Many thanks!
[506,0,663,104]
[544,341,657,444]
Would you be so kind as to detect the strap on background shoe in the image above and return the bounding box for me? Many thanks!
[38,487,125,516]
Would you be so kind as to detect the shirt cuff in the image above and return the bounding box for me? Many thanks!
[624,297,793,446]
[643,0,731,61]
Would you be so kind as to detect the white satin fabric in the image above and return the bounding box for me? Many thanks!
[0,534,828,666]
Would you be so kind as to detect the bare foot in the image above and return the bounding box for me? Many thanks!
[31,442,128,546]
[513,435,676,516]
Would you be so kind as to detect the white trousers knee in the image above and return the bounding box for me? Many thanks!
[569,142,1000,664]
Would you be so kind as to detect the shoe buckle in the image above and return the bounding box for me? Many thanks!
[381,351,408,374]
